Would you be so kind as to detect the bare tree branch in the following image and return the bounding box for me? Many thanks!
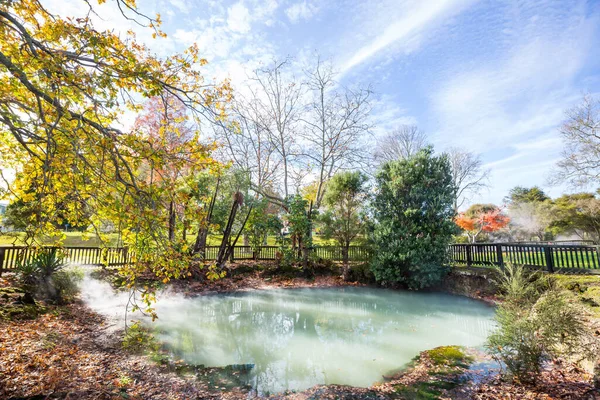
[447,147,490,212]
[373,125,427,163]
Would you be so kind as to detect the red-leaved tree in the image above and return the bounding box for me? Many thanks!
[455,204,510,243]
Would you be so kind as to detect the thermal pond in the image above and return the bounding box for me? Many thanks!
[81,277,495,394]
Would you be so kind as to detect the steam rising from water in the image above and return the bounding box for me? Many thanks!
[79,274,495,394]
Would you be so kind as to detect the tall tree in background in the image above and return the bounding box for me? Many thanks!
[372,125,427,163]
[247,59,303,201]
[370,147,455,289]
[447,148,490,212]
[505,186,550,204]
[551,193,600,243]
[301,58,372,209]
[0,0,231,315]
[218,56,372,213]
[504,186,552,242]
[552,94,600,187]
[133,95,198,242]
[216,89,282,196]
[318,171,369,278]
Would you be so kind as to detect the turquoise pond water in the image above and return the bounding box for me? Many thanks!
[144,287,496,394]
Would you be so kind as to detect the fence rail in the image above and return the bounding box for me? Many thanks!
[0,245,370,271]
[449,243,600,273]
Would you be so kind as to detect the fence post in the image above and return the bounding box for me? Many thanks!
[466,245,472,267]
[495,244,504,270]
[544,245,554,273]
[0,247,5,276]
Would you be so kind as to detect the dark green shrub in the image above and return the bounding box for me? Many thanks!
[370,148,455,289]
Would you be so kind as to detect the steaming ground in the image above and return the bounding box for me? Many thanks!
[77,272,496,394]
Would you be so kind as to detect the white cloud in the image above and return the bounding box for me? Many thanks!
[227,2,252,33]
[340,0,475,75]
[285,1,318,24]
[431,19,595,153]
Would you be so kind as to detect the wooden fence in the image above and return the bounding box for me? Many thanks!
[3,243,599,274]
[0,246,131,272]
[0,245,370,271]
[185,245,370,262]
[449,243,600,273]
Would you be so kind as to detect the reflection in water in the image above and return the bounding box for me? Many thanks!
[149,287,495,394]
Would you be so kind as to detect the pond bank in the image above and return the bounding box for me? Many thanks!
[2,265,600,399]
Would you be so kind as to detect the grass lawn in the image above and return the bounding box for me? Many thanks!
[0,232,121,247]
[464,248,600,270]
[1,232,346,247]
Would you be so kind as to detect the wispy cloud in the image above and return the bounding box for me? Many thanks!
[339,0,475,76]
[431,9,597,152]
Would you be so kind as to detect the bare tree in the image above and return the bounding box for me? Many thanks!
[249,59,303,200]
[300,57,372,209]
[216,96,281,192]
[373,125,427,163]
[447,147,490,212]
[552,94,600,187]
[215,60,302,208]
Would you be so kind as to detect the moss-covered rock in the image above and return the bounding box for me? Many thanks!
[390,346,474,400]
[426,346,473,367]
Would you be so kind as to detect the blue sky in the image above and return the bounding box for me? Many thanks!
[48,0,600,207]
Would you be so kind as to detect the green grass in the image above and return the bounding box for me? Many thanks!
[1,232,351,247]
[0,232,122,247]
[463,250,600,270]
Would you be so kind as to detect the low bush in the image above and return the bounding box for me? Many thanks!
[15,248,83,304]
[486,264,596,382]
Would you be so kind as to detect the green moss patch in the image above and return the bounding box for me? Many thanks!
[395,379,463,400]
[388,346,475,399]
[551,274,600,318]
[426,346,473,367]
[0,286,47,321]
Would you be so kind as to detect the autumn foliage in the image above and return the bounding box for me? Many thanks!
[455,205,510,242]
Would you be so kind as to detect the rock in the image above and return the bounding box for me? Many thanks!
[22,292,35,304]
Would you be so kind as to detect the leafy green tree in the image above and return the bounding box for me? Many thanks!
[551,193,600,242]
[505,186,549,204]
[286,195,313,266]
[246,198,282,258]
[503,187,553,242]
[318,171,369,276]
[370,147,455,289]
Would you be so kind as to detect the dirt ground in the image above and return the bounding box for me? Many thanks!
[2,265,600,399]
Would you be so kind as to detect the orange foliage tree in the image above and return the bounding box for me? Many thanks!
[455,204,510,243]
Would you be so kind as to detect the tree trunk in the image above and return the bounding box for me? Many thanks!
[168,200,175,242]
[342,243,350,281]
[220,204,253,268]
[216,192,242,267]
[192,178,220,257]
